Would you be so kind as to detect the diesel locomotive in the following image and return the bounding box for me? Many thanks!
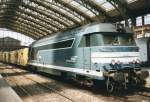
[0,23,149,92]
[28,23,149,92]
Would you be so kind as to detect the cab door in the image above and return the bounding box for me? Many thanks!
[83,47,91,70]
[78,34,92,70]
[83,34,91,70]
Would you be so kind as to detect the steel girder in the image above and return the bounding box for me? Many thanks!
[16,11,58,32]
[0,12,55,37]
[37,0,90,22]
[145,0,150,14]
[73,0,113,22]
[29,0,81,25]
[0,19,48,38]
[0,2,72,27]
[0,21,43,39]
[55,0,94,22]
[0,0,148,40]
[107,0,131,26]
[0,0,78,39]
[0,22,40,39]
[0,7,58,32]
[15,7,63,31]
[0,14,52,36]
[19,3,66,30]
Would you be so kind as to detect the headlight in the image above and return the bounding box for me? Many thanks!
[117,60,121,64]
[132,59,136,64]
[111,59,116,65]
[136,59,140,64]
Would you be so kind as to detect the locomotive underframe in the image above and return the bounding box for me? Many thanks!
[103,68,149,92]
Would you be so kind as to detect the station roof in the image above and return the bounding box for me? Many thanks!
[0,0,149,40]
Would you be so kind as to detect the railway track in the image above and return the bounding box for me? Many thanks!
[3,72,32,97]
[11,68,76,102]
[1,65,76,102]
[1,63,150,102]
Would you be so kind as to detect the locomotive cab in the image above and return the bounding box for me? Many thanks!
[79,32,139,69]
[28,23,149,93]
[78,27,149,92]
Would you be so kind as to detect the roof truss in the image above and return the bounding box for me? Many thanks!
[0,0,148,39]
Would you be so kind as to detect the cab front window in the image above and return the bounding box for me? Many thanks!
[103,34,135,46]
[78,33,135,47]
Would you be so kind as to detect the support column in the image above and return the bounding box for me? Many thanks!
[131,17,136,31]
[147,38,150,66]
[142,16,145,26]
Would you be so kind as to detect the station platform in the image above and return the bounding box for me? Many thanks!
[0,75,23,102]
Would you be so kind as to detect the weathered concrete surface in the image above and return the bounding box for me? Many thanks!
[0,75,23,102]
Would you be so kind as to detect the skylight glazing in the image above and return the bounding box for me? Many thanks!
[144,14,150,25]
[66,0,96,18]
[0,0,144,39]
[93,0,115,11]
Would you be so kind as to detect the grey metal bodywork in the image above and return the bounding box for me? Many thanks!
[28,23,137,80]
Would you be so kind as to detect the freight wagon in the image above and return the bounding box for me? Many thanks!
[0,48,28,66]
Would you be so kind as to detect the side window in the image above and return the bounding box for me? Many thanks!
[52,39,73,49]
[79,35,90,47]
[90,34,103,46]
[79,34,102,47]
[35,39,74,50]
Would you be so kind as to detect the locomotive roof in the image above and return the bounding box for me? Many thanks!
[31,23,133,46]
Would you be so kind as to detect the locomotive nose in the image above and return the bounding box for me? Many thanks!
[91,52,140,64]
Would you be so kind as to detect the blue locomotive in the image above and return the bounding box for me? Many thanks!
[28,23,149,92]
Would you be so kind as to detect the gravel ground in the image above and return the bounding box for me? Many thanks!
[0,63,150,102]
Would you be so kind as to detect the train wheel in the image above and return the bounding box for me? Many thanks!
[106,77,114,93]
[61,72,67,79]
[29,66,37,74]
[93,80,105,88]
[83,79,93,87]
[131,77,138,86]
[123,76,128,90]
